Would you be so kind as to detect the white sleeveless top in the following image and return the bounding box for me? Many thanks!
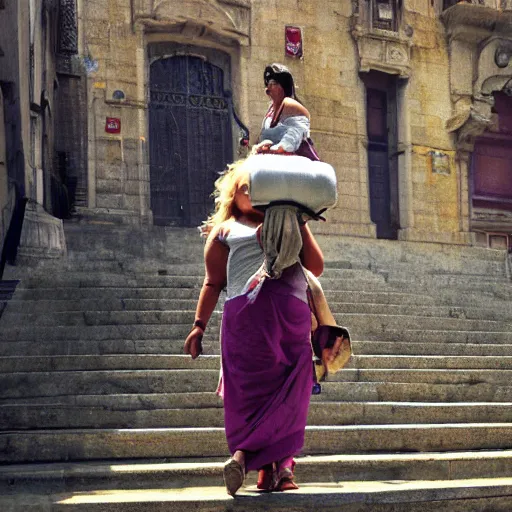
[221,220,308,304]
[222,221,264,299]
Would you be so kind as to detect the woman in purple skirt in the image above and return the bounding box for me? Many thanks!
[184,160,324,495]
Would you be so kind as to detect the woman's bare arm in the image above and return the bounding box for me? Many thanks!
[184,224,229,359]
[282,97,310,119]
[299,223,324,277]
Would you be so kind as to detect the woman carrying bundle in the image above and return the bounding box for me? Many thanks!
[184,64,348,496]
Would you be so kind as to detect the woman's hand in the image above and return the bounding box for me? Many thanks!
[253,140,273,154]
[322,335,346,364]
[184,326,204,359]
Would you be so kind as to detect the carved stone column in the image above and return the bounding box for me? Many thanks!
[57,0,80,74]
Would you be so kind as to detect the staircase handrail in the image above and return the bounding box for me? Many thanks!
[0,180,27,280]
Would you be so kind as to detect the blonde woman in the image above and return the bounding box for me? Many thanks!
[184,160,326,495]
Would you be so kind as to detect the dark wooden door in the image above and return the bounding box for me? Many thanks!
[149,56,233,226]
[367,88,396,239]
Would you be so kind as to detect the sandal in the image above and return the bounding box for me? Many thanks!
[275,459,299,491]
[257,463,277,491]
[223,457,245,496]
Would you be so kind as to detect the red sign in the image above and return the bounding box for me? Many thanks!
[285,26,303,59]
[105,117,121,134]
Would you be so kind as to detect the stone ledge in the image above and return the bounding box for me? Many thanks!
[16,202,66,263]
[398,228,474,246]
[312,222,376,239]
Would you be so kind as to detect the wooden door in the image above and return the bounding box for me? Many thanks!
[367,88,397,239]
[149,56,233,226]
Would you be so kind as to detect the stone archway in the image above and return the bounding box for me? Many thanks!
[148,53,233,226]
[129,0,251,226]
[442,5,512,242]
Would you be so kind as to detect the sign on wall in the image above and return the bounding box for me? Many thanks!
[285,26,303,59]
[430,151,451,176]
[105,117,121,134]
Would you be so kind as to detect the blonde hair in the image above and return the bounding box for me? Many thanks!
[200,159,249,236]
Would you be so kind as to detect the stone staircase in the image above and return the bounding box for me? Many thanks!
[1,224,512,510]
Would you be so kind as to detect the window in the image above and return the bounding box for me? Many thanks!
[371,0,400,31]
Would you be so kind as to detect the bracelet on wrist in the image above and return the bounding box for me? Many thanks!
[193,319,206,331]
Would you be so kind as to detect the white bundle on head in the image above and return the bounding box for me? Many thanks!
[242,154,338,282]
[244,154,338,218]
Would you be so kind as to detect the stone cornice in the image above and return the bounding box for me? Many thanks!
[442,4,512,42]
[132,0,251,46]
[218,0,251,8]
[351,25,413,78]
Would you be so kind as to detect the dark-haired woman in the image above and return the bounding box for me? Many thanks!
[256,63,319,160]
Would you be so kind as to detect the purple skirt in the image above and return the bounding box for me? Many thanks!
[220,269,312,472]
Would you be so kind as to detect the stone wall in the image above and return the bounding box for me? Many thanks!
[79,0,484,243]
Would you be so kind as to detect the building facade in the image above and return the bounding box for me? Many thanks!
[0,0,81,269]
[2,0,512,262]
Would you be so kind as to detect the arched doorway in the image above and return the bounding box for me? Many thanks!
[149,55,233,226]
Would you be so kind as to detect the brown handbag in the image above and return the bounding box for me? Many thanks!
[306,286,352,382]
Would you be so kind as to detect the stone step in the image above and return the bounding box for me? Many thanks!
[87,312,512,333]
[0,339,220,357]
[1,451,512,493]
[0,369,220,399]
[16,271,512,297]
[18,267,390,285]
[12,281,512,307]
[9,338,512,359]
[3,424,512,462]
[3,367,512,400]
[0,355,220,373]
[3,377,512,404]
[14,287,203,301]
[331,369,512,385]
[6,298,222,314]
[387,278,512,297]
[368,329,512,344]
[3,380,512,408]
[0,323,201,341]
[4,324,512,344]
[348,355,512,370]
[319,381,512,403]
[333,303,512,322]
[3,401,512,429]
[18,274,205,290]
[353,341,512,356]
[6,299,512,324]
[1,354,512,373]
[10,287,443,306]
[4,311,511,334]
[3,478,512,511]
[28,264,380,281]
[62,225,205,263]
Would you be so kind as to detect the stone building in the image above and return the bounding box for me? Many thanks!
[0,0,84,271]
[2,0,512,265]
[74,0,511,250]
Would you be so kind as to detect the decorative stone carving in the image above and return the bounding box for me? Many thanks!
[58,0,78,55]
[351,26,412,78]
[475,38,512,93]
[132,0,251,46]
[442,4,512,149]
[446,95,494,150]
[442,3,512,43]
